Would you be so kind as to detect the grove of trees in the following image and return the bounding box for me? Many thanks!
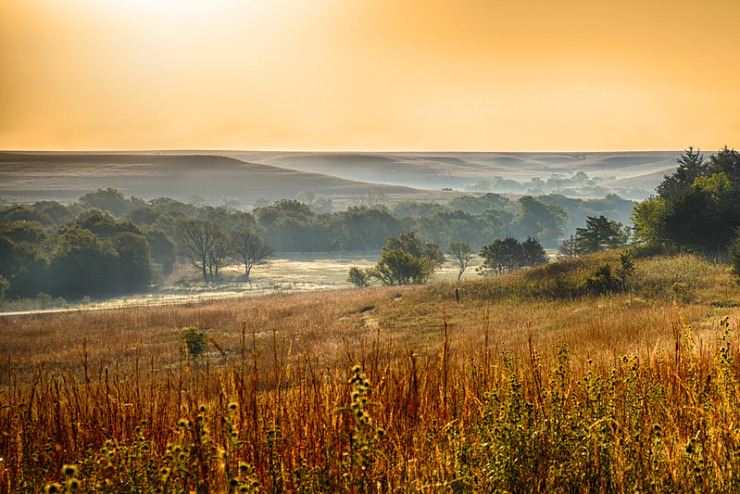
[0,182,639,302]
[632,146,740,254]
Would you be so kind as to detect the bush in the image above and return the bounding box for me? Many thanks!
[181,327,208,358]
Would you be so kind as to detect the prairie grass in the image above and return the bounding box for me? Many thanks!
[1,251,740,491]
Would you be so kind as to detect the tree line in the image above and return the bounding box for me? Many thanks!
[0,184,636,302]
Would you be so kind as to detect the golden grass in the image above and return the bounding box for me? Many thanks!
[2,252,740,491]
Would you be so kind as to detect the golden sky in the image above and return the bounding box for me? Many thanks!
[1,0,739,151]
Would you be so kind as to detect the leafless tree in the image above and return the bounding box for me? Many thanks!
[177,219,223,283]
[448,241,475,280]
[231,229,272,280]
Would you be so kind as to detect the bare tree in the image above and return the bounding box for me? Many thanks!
[231,229,272,280]
[448,241,475,280]
[177,219,222,283]
[208,228,233,281]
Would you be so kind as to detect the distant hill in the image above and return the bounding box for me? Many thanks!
[0,150,680,206]
[0,152,425,206]
[227,150,680,198]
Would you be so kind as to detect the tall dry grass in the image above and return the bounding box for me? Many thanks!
[1,252,740,491]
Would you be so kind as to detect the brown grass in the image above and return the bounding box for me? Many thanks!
[1,252,740,491]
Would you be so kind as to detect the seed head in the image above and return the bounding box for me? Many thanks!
[62,464,79,478]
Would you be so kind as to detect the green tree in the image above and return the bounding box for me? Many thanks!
[521,236,548,266]
[142,227,176,276]
[630,196,666,245]
[707,146,740,184]
[347,267,372,288]
[656,147,708,201]
[479,237,523,275]
[78,188,133,217]
[575,216,627,254]
[49,226,121,299]
[369,233,439,285]
[513,196,568,247]
[384,231,444,268]
[370,249,436,286]
[114,232,152,293]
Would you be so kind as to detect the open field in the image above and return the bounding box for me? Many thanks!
[0,253,485,317]
[3,251,740,491]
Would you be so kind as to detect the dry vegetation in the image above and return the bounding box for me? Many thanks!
[2,251,740,492]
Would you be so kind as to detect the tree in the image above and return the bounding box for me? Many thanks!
[574,216,627,254]
[369,232,439,285]
[513,196,568,247]
[231,229,272,279]
[370,249,436,286]
[448,241,475,280]
[49,226,121,299]
[78,188,133,217]
[479,237,548,275]
[729,230,740,283]
[177,219,222,283]
[521,236,548,266]
[656,147,707,201]
[479,237,523,275]
[207,229,233,282]
[630,196,666,245]
[707,146,740,184]
[113,232,152,293]
[557,234,578,259]
[384,231,444,268]
[347,267,372,288]
[143,227,176,276]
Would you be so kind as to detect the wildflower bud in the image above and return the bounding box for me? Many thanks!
[62,464,79,479]
[45,483,62,494]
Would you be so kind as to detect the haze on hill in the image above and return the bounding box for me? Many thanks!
[0,150,679,206]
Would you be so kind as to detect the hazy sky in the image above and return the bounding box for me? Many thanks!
[1,0,739,152]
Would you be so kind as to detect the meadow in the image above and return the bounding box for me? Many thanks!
[2,251,740,492]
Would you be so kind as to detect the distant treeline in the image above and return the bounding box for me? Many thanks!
[0,187,636,301]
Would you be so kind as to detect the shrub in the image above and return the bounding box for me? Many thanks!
[180,327,207,358]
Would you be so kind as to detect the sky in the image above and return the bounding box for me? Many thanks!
[1,0,739,152]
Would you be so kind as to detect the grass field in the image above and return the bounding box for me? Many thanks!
[2,251,740,491]
[0,253,485,316]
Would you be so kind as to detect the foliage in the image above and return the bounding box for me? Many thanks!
[367,232,442,285]
[479,236,547,275]
[78,188,140,217]
[370,249,437,286]
[656,146,707,201]
[512,196,568,247]
[574,215,628,254]
[347,266,372,288]
[180,327,208,358]
[633,146,740,253]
